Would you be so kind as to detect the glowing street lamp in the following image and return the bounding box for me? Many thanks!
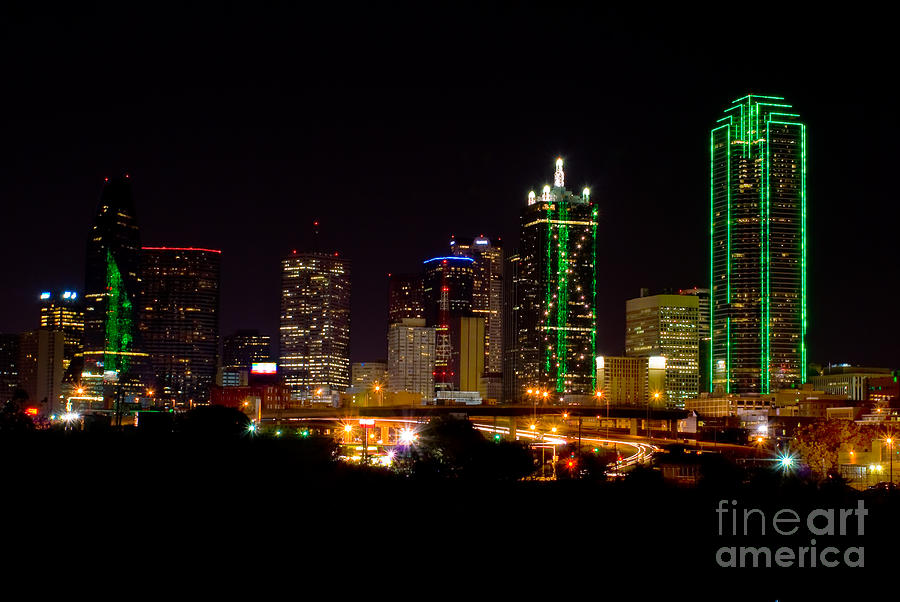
[887,437,894,489]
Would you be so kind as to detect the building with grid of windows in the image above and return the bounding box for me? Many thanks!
[139,247,221,405]
[38,290,84,373]
[596,355,666,407]
[508,158,598,398]
[387,318,435,398]
[279,250,351,400]
[625,292,700,408]
[711,95,806,394]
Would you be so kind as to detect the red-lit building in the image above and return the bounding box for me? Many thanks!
[210,383,298,412]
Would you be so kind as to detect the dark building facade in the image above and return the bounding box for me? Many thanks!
[221,330,272,386]
[83,175,148,397]
[502,253,523,402]
[279,250,351,399]
[510,158,598,397]
[0,334,20,403]
[711,95,806,394]
[387,273,425,325]
[139,247,221,405]
[422,256,475,391]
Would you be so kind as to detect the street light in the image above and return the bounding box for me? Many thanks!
[887,437,894,490]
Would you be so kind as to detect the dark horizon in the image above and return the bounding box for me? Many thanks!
[2,4,897,369]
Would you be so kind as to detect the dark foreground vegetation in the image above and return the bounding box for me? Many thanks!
[2,404,897,600]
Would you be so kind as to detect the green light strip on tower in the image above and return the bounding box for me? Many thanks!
[556,200,570,392]
[104,249,133,376]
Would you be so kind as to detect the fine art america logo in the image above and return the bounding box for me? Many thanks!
[715,500,866,568]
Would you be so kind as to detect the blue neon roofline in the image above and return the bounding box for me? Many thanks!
[423,256,475,263]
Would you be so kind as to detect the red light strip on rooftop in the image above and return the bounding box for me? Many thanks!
[141,247,222,254]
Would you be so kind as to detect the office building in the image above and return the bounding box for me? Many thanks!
[596,355,666,406]
[280,250,351,399]
[139,247,221,405]
[38,290,84,372]
[387,318,435,398]
[0,334,20,403]
[221,330,271,386]
[18,329,65,414]
[352,361,388,390]
[679,287,710,392]
[808,365,891,401]
[711,95,806,393]
[451,235,503,401]
[388,273,425,325]
[625,292,700,408]
[502,253,523,402]
[423,255,474,391]
[510,157,598,397]
[82,175,149,398]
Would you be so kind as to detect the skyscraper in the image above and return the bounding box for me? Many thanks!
[451,236,503,401]
[511,158,598,398]
[625,292,700,408]
[502,253,523,402]
[83,175,149,398]
[139,247,221,405]
[280,250,351,399]
[38,290,84,372]
[711,95,806,393]
[387,273,425,325]
[422,256,475,391]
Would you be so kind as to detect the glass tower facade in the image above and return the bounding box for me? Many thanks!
[83,176,149,398]
[711,95,806,394]
[139,247,221,405]
[514,158,598,397]
[279,251,351,399]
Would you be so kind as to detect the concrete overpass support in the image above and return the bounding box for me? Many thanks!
[507,417,517,439]
[629,418,638,436]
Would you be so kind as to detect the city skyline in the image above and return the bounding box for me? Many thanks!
[1,6,897,371]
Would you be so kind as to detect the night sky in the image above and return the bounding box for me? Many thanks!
[1,4,897,368]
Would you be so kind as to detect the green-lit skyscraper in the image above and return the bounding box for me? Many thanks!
[509,158,598,398]
[710,95,806,394]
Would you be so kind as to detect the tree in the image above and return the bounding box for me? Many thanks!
[398,416,536,480]
[0,390,35,434]
[178,405,251,438]
[794,420,874,478]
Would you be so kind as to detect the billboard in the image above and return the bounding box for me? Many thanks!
[251,362,277,374]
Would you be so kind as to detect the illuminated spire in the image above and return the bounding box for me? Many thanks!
[528,190,536,205]
[542,185,551,203]
[554,157,564,188]
[582,187,590,200]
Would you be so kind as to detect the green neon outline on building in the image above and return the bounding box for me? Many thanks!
[104,249,134,376]
[710,94,806,394]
